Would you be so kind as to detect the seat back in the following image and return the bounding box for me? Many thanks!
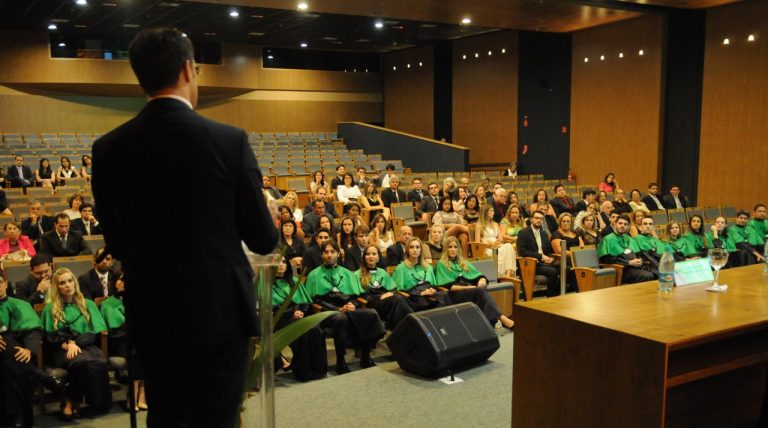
[83,235,105,254]
[5,260,31,293]
[473,259,498,283]
[572,247,600,269]
[52,255,93,278]
[650,210,669,226]
[391,202,415,222]
[703,206,721,222]
[686,207,703,221]
[667,208,687,224]
[721,205,737,219]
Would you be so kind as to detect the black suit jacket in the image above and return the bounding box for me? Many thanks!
[381,188,407,208]
[407,189,426,205]
[13,275,46,305]
[551,197,576,216]
[78,269,118,300]
[419,195,443,214]
[386,243,406,267]
[38,229,91,257]
[342,245,386,272]
[517,226,554,260]
[21,215,55,242]
[70,218,104,236]
[662,193,688,209]
[6,165,33,187]
[91,98,278,347]
[642,194,664,211]
[574,200,588,214]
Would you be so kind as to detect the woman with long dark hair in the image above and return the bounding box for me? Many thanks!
[355,245,413,330]
[682,215,710,258]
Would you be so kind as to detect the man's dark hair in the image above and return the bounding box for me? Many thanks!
[617,214,631,224]
[312,199,325,208]
[737,210,750,218]
[54,213,70,223]
[610,209,622,217]
[553,184,565,193]
[354,224,370,236]
[320,240,340,253]
[755,204,766,211]
[79,202,94,213]
[30,254,52,269]
[648,182,658,188]
[336,164,345,172]
[582,189,596,199]
[94,247,112,264]
[386,163,395,171]
[129,28,194,95]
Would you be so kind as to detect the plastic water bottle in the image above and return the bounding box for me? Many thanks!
[763,241,768,274]
[658,251,675,293]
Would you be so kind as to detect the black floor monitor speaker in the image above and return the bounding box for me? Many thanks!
[386,302,500,378]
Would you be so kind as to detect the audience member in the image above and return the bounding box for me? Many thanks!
[550,184,576,216]
[302,228,332,274]
[598,172,618,193]
[21,201,54,246]
[728,211,765,265]
[77,247,118,299]
[36,158,55,188]
[392,237,450,310]
[422,224,445,264]
[38,213,91,257]
[262,175,282,200]
[330,165,346,190]
[302,200,328,236]
[0,221,35,262]
[508,191,530,218]
[343,225,381,271]
[463,195,480,224]
[360,182,388,221]
[574,189,596,213]
[476,205,517,277]
[337,216,356,253]
[749,204,767,245]
[406,177,426,206]
[70,202,103,236]
[80,155,93,181]
[683,215,710,258]
[418,182,442,221]
[664,221,691,260]
[309,170,328,196]
[7,155,33,188]
[629,189,650,213]
[612,189,632,214]
[598,214,656,284]
[355,245,413,330]
[518,210,561,297]
[12,254,53,305]
[280,219,305,270]
[490,188,509,223]
[633,216,666,273]
[380,175,406,208]
[575,212,600,246]
[63,193,84,220]
[379,164,396,189]
[641,182,665,211]
[662,184,688,209]
[368,213,394,254]
[386,225,412,266]
[431,198,470,256]
[282,191,303,223]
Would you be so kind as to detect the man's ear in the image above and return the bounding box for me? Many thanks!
[181,59,194,83]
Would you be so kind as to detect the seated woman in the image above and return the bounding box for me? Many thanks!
[355,245,413,330]
[682,215,710,258]
[422,224,445,264]
[0,275,64,427]
[476,205,517,277]
[80,155,93,182]
[277,205,305,240]
[337,216,356,253]
[99,273,148,410]
[452,186,468,215]
[63,193,84,220]
[706,216,745,268]
[272,257,327,381]
[368,213,394,254]
[664,221,690,261]
[318,213,336,236]
[345,203,364,229]
[629,189,650,213]
[597,191,608,204]
[283,191,303,224]
[36,158,55,189]
[463,195,480,224]
[0,221,36,263]
[304,241,385,374]
[599,172,618,194]
[529,189,557,218]
[551,213,584,254]
[500,205,524,246]
[431,197,470,256]
[336,173,362,206]
[441,177,457,201]
[393,237,451,311]
[473,185,487,208]
[360,182,389,221]
[309,170,328,199]
[629,210,647,238]
[56,156,80,186]
[41,268,111,420]
[574,212,600,246]
[434,236,514,330]
[508,191,530,219]
[280,219,306,271]
[612,189,632,214]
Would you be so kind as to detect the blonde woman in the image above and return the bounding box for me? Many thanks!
[475,204,517,277]
[283,191,303,223]
[392,237,450,310]
[550,213,583,255]
[40,268,111,420]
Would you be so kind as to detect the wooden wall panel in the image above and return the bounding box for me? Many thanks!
[452,31,518,165]
[383,45,434,138]
[698,0,768,210]
[570,17,664,191]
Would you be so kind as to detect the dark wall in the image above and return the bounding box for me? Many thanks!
[338,122,468,172]
[517,31,572,179]
[433,41,452,142]
[660,10,705,205]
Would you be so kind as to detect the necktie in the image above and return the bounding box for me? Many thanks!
[60,234,66,246]
[395,191,399,203]
[433,197,438,208]
[534,229,543,254]
[101,275,109,297]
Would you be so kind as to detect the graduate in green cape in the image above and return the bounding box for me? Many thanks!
[598,214,656,284]
[355,245,413,330]
[304,241,385,374]
[707,216,749,268]
[682,215,711,258]
[99,273,147,411]
[434,236,515,330]
[273,257,327,381]
[392,237,451,310]
[729,211,765,266]
[748,204,767,247]
[41,268,111,420]
[0,275,65,427]
[663,221,692,260]
[633,217,667,271]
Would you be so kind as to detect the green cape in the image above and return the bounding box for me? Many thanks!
[634,233,667,254]
[41,300,107,334]
[99,296,125,330]
[706,231,736,251]
[0,296,42,332]
[598,233,640,258]
[434,260,483,286]
[682,232,710,256]
[354,268,398,292]
[304,265,363,298]
[728,225,762,246]
[392,262,436,291]
[272,277,313,305]
[748,219,767,243]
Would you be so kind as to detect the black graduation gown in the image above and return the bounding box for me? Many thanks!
[273,305,327,382]
[0,328,43,426]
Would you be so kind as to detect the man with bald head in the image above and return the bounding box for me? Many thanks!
[386,225,413,266]
[491,188,509,223]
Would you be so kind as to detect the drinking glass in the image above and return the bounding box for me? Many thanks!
[706,247,729,292]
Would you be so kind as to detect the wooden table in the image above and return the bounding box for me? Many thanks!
[512,264,768,427]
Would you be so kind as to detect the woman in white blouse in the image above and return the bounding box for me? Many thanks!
[336,173,361,204]
[56,156,80,186]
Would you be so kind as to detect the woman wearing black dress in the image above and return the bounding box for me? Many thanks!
[280,219,306,270]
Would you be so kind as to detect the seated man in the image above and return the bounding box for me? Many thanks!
[386,225,412,267]
[12,254,53,305]
[530,201,558,234]
[77,247,118,299]
[301,200,328,237]
[70,202,103,236]
[330,164,346,190]
[302,228,332,274]
[633,217,666,273]
[302,187,338,218]
[343,225,385,272]
[728,211,765,266]
[550,184,576,216]
[517,211,561,298]
[262,176,282,200]
[749,204,767,249]
[662,184,688,209]
[489,188,509,223]
[38,213,91,257]
[6,156,33,188]
[598,214,656,284]
[20,201,54,246]
[600,207,619,238]
[418,182,442,222]
[574,189,596,214]
[379,164,396,189]
[641,182,665,212]
[380,175,406,209]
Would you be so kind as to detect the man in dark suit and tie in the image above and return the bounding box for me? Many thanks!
[91,28,278,428]
[662,184,689,210]
[573,189,596,214]
[386,225,412,266]
[38,213,91,257]
[641,182,665,211]
[70,202,103,236]
[550,184,577,216]
[380,175,406,208]
[517,210,561,298]
[6,155,33,188]
[21,201,54,247]
[77,247,118,299]
[418,182,442,221]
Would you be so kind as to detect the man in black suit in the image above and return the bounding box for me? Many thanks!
[386,225,412,266]
[550,184,576,216]
[343,225,385,271]
[91,28,278,428]
[12,254,52,305]
[641,182,665,211]
[406,177,426,205]
[77,247,118,300]
[330,164,346,190]
[302,199,328,236]
[662,184,689,209]
[490,188,509,223]
[600,210,621,238]
[6,155,33,188]
[418,182,442,221]
[38,213,91,257]
[302,228,331,274]
[574,189,596,214]
[262,175,282,200]
[302,187,338,218]
[70,202,103,236]
[21,201,54,246]
[517,211,561,298]
[380,175,407,208]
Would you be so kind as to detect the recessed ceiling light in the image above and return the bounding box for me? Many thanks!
[58,42,66,47]
[297,2,309,10]
[462,54,466,60]
[461,17,471,25]
[267,55,274,59]
[407,64,411,68]
[229,10,239,17]
[584,57,589,62]
[619,52,624,58]
[722,38,729,45]
[75,0,87,5]
[747,34,755,42]
[392,66,396,70]
[474,52,479,58]
[488,50,492,56]
[48,24,58,30]
[600,55,605,60]
[419,62,423,66]
[374,20,384,29]
[501,48,506,54]
[638,49,644,56]
[181,32,187,37]
[300,42,308,48]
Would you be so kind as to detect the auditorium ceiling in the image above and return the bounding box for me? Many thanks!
[0,0,745,52]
